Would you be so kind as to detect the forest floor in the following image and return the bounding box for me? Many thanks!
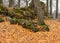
[0,15,60,43]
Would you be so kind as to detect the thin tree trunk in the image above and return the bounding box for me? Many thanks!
[50,0,52,17]
[46,0,48,16]
[0,0,3,4]
[56,0,58,18]
[25,0,28,7]
[18,0,20,7]
[9,0,14,7]
[29,0,35,9]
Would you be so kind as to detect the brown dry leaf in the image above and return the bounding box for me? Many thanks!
[0,16,60,43]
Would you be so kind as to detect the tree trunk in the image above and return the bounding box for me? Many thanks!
[56,0,58,18]
[9,0,14,7]
[33,0,45,25]
[18,0,20,7]
[0,0,3,4]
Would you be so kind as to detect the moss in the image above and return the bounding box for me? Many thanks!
[21,20,39,32]
[17,19,26,25]
[15,14,23,19]
[22,21,32,29]
[10,18,17,24]
[13,7,36,19]
[0,4,7,12]
[40,1,45,6]
[0,5,5,9]
[14,7,21,13]
[0,8,3,13]
[20,7,28,11]
[32,27,39,32]
[42,25,49,31]
[17,19,39,32]
[0,18,4,22]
